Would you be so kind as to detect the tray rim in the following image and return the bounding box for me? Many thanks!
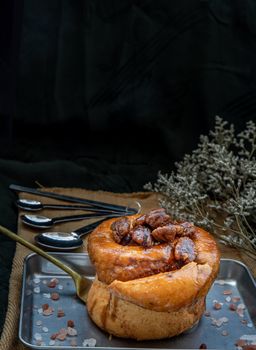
[18,255,256,350]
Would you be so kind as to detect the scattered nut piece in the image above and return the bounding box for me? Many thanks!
[42,306,54,316]
[235,339,247,347]
[50,333,58,340]
[51,292,60,301]
[57,309,65,318]
[199,344,207,349]
[242,345,256,350]
[47,278,59,288]
[223,290,232,295]
[42,303,49,311]
[213,302,222,310]
[56,332,67,341]
[67,320,75,327]
[229,303,237,311]
[232,296,241,303]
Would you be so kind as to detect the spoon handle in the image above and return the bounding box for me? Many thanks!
[52,212,118,224]
[10,184,138,213]
[43,204,125,213]
[0,225,81,281]
[74,218,110,236]
[17,199,133,214]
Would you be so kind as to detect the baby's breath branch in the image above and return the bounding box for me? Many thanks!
[145,116,256,260]
[218,235,256,260]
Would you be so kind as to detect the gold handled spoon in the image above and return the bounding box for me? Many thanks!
[0,225,92,303]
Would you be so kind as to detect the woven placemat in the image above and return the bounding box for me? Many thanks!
[0,188,255,350]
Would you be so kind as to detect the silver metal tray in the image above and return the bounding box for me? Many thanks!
[19,254,256,350]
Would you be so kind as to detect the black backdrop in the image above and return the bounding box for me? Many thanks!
[2,0,256,163]
[1,0,256,336]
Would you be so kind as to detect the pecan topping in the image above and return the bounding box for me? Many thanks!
[120,233,133,246]
[174,237,196,263]
[152,224,180,242]
[179,222,196,236]
[145,208,171,229]
[133,214,147,227]
[111,208,197,268]
[130,225,154,247]
[111,217,131,243]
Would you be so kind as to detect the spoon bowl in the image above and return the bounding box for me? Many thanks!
[21,212,111,229]
[34,218,107,251]
[0,225,92,304]
[17,199,44,211]
[21,214,54,228]
[17,198,136,214]
[34,231,83,250]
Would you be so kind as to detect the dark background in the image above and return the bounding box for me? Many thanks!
[1,0,256,336]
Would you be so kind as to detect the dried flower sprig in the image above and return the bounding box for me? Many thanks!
[144,116,256,259]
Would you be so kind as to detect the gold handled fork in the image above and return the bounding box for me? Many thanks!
[0,225,92,303]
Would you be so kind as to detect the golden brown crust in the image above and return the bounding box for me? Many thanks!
[87,215,175,284]
[87,277,206,340]
[87,212,220,339]
[109,262,212,312]
[193,227,221,277]
[87,215,220,287]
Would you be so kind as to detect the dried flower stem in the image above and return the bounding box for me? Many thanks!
[145,116,256,260]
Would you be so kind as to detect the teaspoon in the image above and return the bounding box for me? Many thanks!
[21,212,117,229]
[17,198,131,214]
[10,184,139,213]
[34,218,106,250]
[0,225,92,303]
